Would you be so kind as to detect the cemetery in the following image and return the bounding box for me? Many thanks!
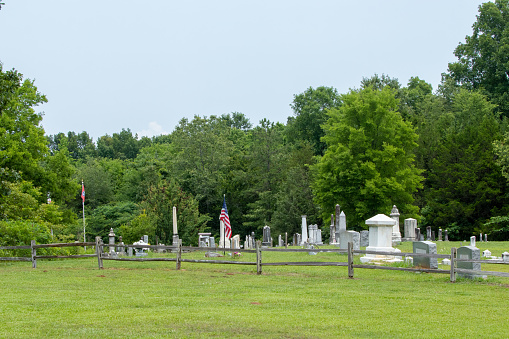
[2,204,509,337]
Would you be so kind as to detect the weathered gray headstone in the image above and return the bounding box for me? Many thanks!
[262,226,271,247]
[480,233,483,242]
[301,215,308,245]
[484,234,488,242]
[431,231,435,242]
[403,218,417,242]
[330,214,336,244]
[426,226,431,241]
[390,205,402,245]
[438,229,442,241]
[340,230,360,250]
[360,230,369,247]
[444,230,449,241]
[412,241,438,269]
[457,245,484,279]
[210,237,215,248]
[143,235,149,244]
[470,236,476,247]
[415,227,420,241]
[502,252,509,263]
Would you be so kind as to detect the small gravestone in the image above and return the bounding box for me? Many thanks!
[484,234,488,242]
[502,252,509,263]
[262,226,271,247]
[330,214,336,244]
[413,241,438,269]
[340,230,360,250]
[360,230,369,247]
[316,228,323,245]
[143,235,149,244]
[127,247,133,256]
[426,226,432,241]
[457,245,484,279]
[403,218,416,242]
[444,230,449,241]
[390,205,402,245]
[479,233,483,242]
[438,229,442,241]
[415,228,420,241]
[278,234,283,247]
[431,231,435,241]
[210,237,215,248]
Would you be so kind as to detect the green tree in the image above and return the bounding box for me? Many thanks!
[287,86,341,155]
[313,86,423,229]
[423,90,508,239]
[141,179,210,246]
[0,65,48,185]
[445,0,509,117]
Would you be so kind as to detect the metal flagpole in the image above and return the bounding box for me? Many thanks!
[82,180,86,250]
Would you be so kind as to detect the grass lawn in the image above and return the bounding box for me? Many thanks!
[1,242,508,338]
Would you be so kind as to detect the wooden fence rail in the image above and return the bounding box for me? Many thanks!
[2,239,509,282]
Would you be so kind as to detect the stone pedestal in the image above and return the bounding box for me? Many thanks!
[360,214,402,263]
[262,226,271,247]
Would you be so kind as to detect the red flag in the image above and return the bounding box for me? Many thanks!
[81,183,85,203]
[220,198,231,239]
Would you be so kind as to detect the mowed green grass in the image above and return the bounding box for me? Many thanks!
[1,242,508,338]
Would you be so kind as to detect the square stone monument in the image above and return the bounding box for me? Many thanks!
[403,218,417,242]
[360,214,402,263]
[457,245,485,279]
[339,230,360,250]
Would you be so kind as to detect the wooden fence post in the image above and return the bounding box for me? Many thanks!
[450,247,456,283]
[95,237,103,269]
[31,240,36,269]
[348,241,354,278]
[176,239,182,270]
[256,240,262,275]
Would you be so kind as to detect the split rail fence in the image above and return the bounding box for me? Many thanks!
[1,239,509,282]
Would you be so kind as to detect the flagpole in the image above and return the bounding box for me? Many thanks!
[82,180,86,250]
[223,194,225,252]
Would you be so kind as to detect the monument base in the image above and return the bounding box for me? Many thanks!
[360,246,403,263]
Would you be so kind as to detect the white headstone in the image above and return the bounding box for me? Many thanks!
[360,214,401,263]
[301,215,308,245]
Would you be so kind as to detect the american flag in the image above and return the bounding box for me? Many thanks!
[220,198,231,239]
[81,182,85,202]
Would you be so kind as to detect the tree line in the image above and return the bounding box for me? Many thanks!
[2,0,509,247]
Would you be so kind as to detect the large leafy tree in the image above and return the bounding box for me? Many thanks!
[445,0,509,117]
[287,86,341,156]
[313,86,423,229]
[424,89,508,239]
[0,65,48,185]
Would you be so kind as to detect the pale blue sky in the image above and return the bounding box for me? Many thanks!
[0,1,486,140]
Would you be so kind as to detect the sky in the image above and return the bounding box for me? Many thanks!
[0,1,487,141]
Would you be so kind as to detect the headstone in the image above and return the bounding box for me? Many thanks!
[198,233,212,247]
[484,234,488,242]
[108,228,116,254]
[482,249,492,258]
[438,229,442,241]
[457,245,485,279]
[415,228,420,241]
[360,230,369,247]
[334,205,341,241]
[426,226,431,241]
[470,236,476,247]
[292,234,297,246]
[403,218,416,242]
[296,233,301,246]
[251,232,256,249]
[232,235,240,249]
[444,230,449,241]
[480,233,483,242]
[316,228,323,245]
[339,230,360,250]
[301,215,308,245]
[278,234,283,247]
[360,214,402,263]
[390,205,402,245]
[442,258,451,265]
[308,224,317,244]
[262,226,271,247]
[330,214,336,244]
[431,231,435,242]
[127,246,133,256]
[209,237,215,248]
[143,235,149,244]
[502,252,509,263]
[412,241,438,269]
